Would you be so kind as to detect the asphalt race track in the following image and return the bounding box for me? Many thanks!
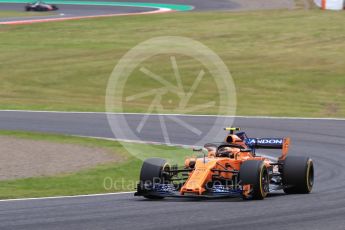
[0,1,188,24]
[0,111,345,230]
[0,3,158,23]
[0,0,294,24]
[0,0,223,25]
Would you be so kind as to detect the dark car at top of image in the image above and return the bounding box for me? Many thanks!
[25,0,58,11]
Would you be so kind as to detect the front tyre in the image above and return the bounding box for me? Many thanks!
[240,160,269,200]
[138,158,170,199]
[282,156,314,194]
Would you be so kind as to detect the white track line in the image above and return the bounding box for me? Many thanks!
[75,135,208,150]
[75,135,278,161]
[0,191,134,203]
[0,7,171,25]
[0,110,344,121]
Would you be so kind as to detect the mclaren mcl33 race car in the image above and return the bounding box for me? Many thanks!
[135,127,314,200]
[25,0,58,11]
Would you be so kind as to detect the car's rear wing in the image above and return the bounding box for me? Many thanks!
[245,138,283,149]
[245,137,290,161]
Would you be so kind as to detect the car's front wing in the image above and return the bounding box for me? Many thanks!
[135,184,244,199]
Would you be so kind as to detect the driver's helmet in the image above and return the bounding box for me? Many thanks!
[216,146,234,158]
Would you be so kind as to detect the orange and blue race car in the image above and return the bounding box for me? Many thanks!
[135,127,314,200]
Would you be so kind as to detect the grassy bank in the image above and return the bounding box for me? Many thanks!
[0,131,191,199]
[0,9,344,117]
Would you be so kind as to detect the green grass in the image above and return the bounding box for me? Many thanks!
[0,9,344,117]
[0,131,191,199]
[0,10,53,18]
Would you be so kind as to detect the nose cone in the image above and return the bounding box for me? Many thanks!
[180,160,216,195]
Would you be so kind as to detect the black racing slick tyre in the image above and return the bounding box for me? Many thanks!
[139,158,170,199]
[282,156,314,194]
[240,160,269,200]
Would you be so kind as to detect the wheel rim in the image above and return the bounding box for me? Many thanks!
[161,163,171,182]
[307,161,314,191]
[261,168,269,197]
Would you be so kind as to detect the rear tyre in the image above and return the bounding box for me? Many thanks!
[282,156,314,194]
[139,158,170,199]
[240,160,269,200]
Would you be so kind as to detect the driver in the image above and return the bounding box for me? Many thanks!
[216,146,235,158]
